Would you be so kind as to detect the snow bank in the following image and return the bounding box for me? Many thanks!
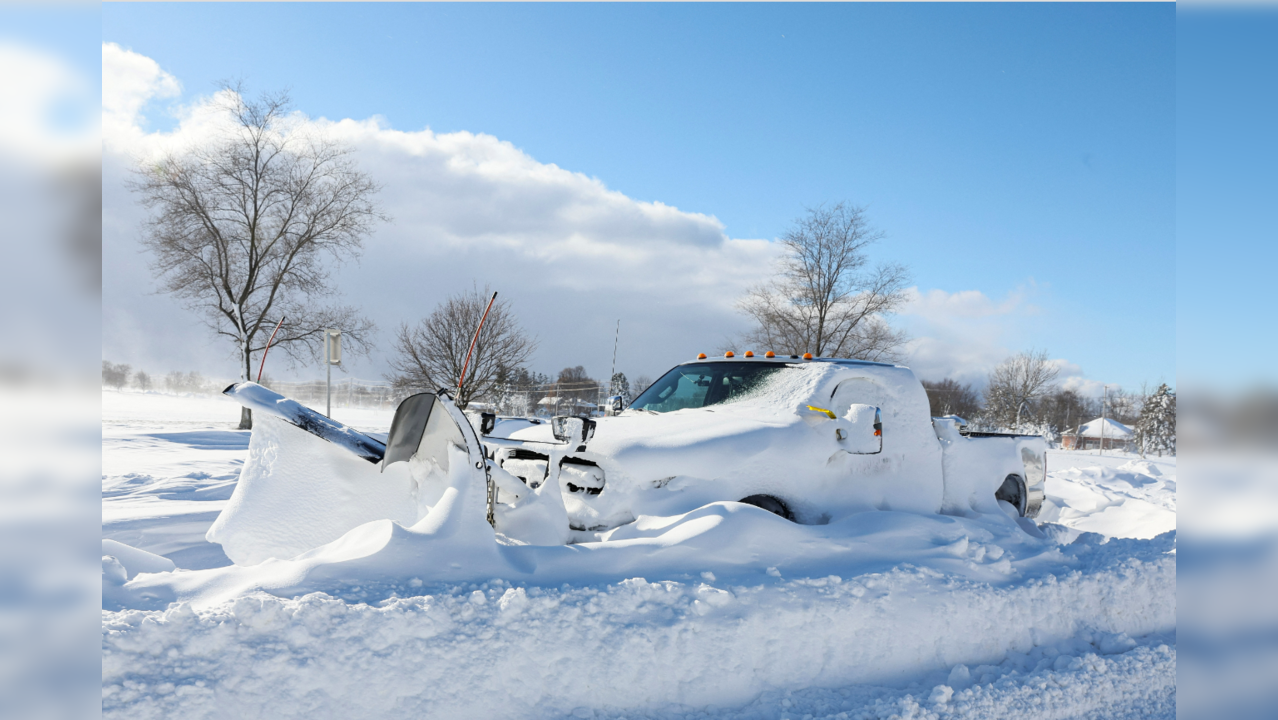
[102,530,1174,720]
[205,415,419,565]
[1039,452,1175,540]
[126,496,1077,612]
[103,540,178,611]
[103,539,175,579]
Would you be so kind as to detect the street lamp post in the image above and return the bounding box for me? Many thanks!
[1098,384,1111,456]
[324,328,341,418]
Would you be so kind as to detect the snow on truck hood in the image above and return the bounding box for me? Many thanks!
[488,363,837,467]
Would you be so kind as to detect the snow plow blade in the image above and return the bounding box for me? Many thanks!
[222,381,387,464]
[382,392,437,470]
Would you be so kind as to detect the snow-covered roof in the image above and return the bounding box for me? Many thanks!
[1067,417,1133,438]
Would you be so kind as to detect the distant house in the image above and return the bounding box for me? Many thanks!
[1061,417,1134,451]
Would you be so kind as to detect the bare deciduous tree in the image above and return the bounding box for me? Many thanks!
[130,87,383,428]
[738,203,910,361]
[164,370,207,394]
[921,378,982,420]
[102,361,130,390]
[555,366,601,408]
[1103,387,1142,426]
[387,286,536,409]
[983,349,1060,430]
[1038,389,1095,435]
[632,375,654,398]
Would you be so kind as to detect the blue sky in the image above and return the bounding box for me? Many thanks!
[1,6,100,137]
[102,3,1175,392]
[1177,7,1277,388]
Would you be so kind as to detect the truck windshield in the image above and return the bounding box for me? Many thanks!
[629,362,793,413]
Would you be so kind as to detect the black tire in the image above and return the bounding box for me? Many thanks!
[738,494,795,522]
[995,474,1027,517]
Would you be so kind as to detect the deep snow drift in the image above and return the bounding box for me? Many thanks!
[101,390,1175,719]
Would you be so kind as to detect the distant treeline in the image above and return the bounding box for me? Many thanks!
[102,362,217,394]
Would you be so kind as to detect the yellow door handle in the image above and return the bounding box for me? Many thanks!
[806,405,836,419]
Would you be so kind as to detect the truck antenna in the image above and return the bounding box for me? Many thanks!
[609,319,620,397]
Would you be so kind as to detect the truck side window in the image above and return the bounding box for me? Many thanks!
[647,370,713,412]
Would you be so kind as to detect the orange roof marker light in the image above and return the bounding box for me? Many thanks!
[724,351,735,358]
[697,353,707,360]
[803,353,813,360]
[765,351,775,358]
[744,351,754,358]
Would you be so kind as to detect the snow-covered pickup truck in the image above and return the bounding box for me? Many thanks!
[213,355,1044,564]
[481,355,1044,540]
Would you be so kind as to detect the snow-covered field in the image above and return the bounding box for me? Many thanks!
[101,389,1176,719]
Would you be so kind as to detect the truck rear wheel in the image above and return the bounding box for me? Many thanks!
[738,494,794,522]
[995,474,1027,517]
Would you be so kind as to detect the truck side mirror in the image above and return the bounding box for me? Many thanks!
[479,412,496,436]
[604,395,625,416]
[839,404,883,454]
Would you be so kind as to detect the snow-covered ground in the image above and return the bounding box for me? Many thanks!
[101,389,1176,719]
[1039,450,1176,541]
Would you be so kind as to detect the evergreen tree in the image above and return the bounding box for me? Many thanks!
[610,372,632,405]
[1135,384,1176,457]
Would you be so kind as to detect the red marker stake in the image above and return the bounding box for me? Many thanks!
[256,316,287,384]
[458,292,498,397]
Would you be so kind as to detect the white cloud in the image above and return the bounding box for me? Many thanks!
[102,42,180,151]
[0,42,97,163]
[894,287,1030,386]
[900,286,1033,320]
[895,286,1103,396]
[317,118,776,306]
[1057,373,1106,398]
